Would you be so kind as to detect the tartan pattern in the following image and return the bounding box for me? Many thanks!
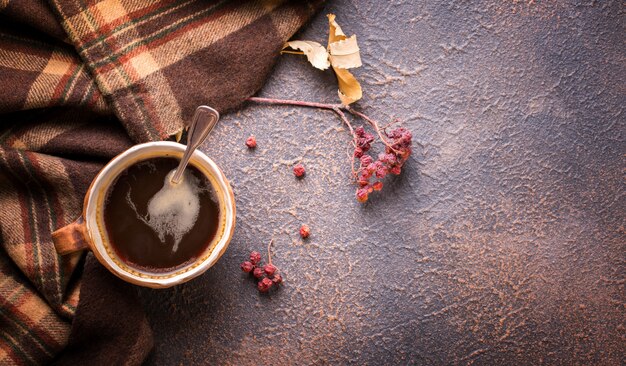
[49,0,320,142]
[0,109,123,366]
[0,0,322,364]
[0,30,108,115]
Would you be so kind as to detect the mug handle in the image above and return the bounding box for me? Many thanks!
[52,216,90,255]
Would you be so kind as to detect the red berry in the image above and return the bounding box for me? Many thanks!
[258,277,273,292]
[379,153,397,165]
[375,167,387,179]
[240,261,254,273]
[245,135,257,148]
[372,181,383,191]
[293,163,306,178]
[264,264,277,276]
[249,251,261,265]
[272,273,283,285]
[299,224,310,239]
[390,166,402,175]
[356,188,369,203]
[387,129,399,139]
[356,137,372,152]
[360,154,373,166]
[253,267,264,279]
[353,147,364,158]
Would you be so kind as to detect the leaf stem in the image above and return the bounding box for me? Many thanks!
[333,107,358,176]
[247,97,342,110]
[280,50,306,55]
[267,239,274,265]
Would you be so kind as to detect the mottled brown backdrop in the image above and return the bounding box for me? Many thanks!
[139,1,625,365]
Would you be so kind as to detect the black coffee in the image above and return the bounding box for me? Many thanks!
[103,157,220,272]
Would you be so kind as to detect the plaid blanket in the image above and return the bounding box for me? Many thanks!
[0,1,322,364]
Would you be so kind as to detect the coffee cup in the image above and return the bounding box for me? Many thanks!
[52,141,236,288]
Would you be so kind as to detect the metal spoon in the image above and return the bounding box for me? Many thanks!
[170,106,219,184]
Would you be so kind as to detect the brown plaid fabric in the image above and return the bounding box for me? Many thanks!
[0,1,322,364]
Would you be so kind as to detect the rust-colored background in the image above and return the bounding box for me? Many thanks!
[139,1,625,364]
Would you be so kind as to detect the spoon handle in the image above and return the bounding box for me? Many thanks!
[171,106,220,184]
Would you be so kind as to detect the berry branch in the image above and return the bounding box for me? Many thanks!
[246,97,413,203]
[246,97,398,152]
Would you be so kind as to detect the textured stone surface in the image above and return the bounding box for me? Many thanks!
[139,1,625,364]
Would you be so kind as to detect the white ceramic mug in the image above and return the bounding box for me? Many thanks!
[52,141,236,288]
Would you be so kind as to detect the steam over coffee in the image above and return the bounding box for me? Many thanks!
[103,157,220,272]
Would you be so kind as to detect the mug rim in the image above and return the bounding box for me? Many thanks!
[83,141,235,288]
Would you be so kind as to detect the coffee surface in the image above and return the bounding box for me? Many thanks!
[104,157,220,272]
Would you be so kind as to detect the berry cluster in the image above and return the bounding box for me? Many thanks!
[354,126,412,203]
[240,240,283,293]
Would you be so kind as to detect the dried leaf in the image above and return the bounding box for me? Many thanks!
[327,14,346,44]
[328,35,361,69]
[282,14,362,105]
[174,128,183,142]
[334,67,362,105]
[328,14,362,105]
[284,41,330,70]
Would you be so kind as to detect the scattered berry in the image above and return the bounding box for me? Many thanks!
[245,135,257,148]
[299,224,310,239]
[257,277,273,293]
[253,267,264,279]
[240,261,254,273]
[272,273,283,285]
[293,163,306,178]
[249,251,261,265]
[372,181,383,191]
[264,264,277,276]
